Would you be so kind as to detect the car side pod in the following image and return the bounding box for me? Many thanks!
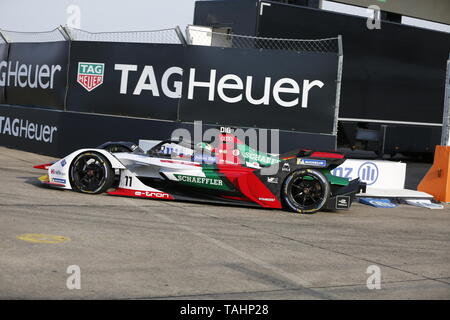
[324,179,366,210]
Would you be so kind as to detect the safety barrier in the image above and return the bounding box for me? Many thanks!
[0,26,341,157]
[0,104,336,158]
[0,26,342,133]
[418,146,450,202]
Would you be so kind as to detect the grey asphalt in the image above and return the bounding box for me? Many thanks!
[0,146,449,299]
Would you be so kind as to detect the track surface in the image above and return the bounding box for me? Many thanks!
[0,146,449,299]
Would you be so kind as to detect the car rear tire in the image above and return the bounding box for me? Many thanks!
[282,169,330,214]
[69,152,115,194]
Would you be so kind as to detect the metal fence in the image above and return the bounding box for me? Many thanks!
[0,26,342,55]
[0,26,185,44]
[0,27,67,43]
[186,27,341,54]
[65,27,185,44]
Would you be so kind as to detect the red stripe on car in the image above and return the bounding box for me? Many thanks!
[310,152,344,159]
[34,163,53,170]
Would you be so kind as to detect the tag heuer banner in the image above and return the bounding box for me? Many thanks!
[66,42,187,121]
[66,41,339,134]
[177,45,339,134]
[2,42,69,110]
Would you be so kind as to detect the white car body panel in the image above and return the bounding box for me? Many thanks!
[46,146,204,191]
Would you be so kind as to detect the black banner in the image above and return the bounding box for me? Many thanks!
[0,104,335,158]
[66,41,338,134]
[0,43,9,104]
[178,46,338,134]
[4,41,69,110]
[257,1,450,124]
[0,105,62,156]
[66,41,186,120]
[59,113,335,157]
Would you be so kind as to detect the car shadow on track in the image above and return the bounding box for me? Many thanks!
[19,176,65,192]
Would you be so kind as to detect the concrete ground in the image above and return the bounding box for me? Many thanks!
[0,146,449,300]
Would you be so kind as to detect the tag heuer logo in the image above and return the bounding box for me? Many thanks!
[77,62,104,92]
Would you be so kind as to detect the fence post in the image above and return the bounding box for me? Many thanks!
[175,26,187,45]
[58,25,72,113]
[58,25,72,41]
[0,30,9,43]
[333,35,344,145]
[441,54,450,146]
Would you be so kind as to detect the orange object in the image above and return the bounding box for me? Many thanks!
[418,145,450,202]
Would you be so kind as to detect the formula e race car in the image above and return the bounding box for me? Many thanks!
[34,132,365,214]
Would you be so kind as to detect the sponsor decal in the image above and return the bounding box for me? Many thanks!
[357,162,379,185]
[219,159,239,165]
[220,135,234,142]
[193,154,217,164]
[336,196,350,209]
[282,163,291,172]
[359,198,398,208]
[267,177,278,184]
[258,197,276,202]
[0,116,58,143]
[130,144,139,151]
[175,174,224,187]
[244,151,278,166]
[50,169,65,177]
[195,142,212,151]
[331,166,353,178]
[0,61,62,89]
[113,64,324,108]
[160,145,192,156]
[134,191,172,199]
[52,178,66,184]
[60,159,67,167]
[220,127,233,134]
[77,62,105,92]
[246,162,261,169]
[332,162,380,185]
[232,149,240,156]
[297,158,327,167]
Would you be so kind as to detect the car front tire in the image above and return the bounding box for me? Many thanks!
[69,152,115,194]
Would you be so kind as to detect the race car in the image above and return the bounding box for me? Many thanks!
[34,131,365,213]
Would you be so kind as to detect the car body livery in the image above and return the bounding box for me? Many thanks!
[34,132,365,213]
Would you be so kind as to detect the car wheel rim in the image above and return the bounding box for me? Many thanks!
[72,155,107,193]
[289,174,325,210]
